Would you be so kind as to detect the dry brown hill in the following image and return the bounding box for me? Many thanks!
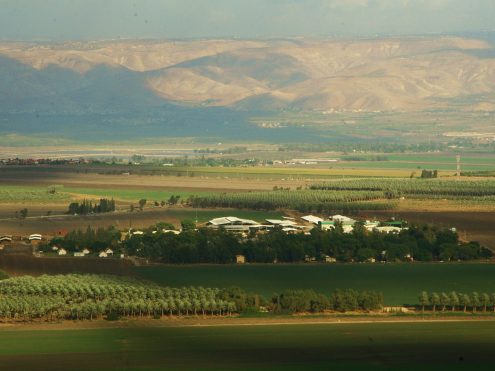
[1,37,494,112]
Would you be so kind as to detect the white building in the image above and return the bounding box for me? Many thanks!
[374,226,403,234]
[99,251,108,258]
[301,215,324,225]
[29,234,42,241]
[58,248,67,256]
[330,215,356,225]
[208,217,261,232]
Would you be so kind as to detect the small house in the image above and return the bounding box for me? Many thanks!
[319,221,335,231]
[236,255,246,264]
[324,255,337,263]
[74,252,85,257]
[99,251,108,258]
[305,255,317,263]
[82,248,90,255]
[0,235,12,243]
[105,248,114,255]
[58,248,67,256]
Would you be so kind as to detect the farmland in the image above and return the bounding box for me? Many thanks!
[191,190,395,212]
[135,263,495,306]
[1,321,495,370]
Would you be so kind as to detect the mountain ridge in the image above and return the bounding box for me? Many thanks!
[1,36,495,114]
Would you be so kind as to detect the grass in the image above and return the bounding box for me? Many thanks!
[0,185,212,204]
[135,263,495,306]
[332,161,495,171]
[1,322,495,369]
[0,186,70,203]
[64,187,212,202]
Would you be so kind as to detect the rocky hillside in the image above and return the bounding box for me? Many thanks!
[1,36,495,113]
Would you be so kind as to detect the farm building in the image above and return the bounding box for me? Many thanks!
[0,235,12,243]
[28,234,42,241]
[207,217,261,232]
[319,221,335,231]
[163,229,181,235]
[301,215,324,225]
[374,226,403,234]
[364,221,380,231]
[265,219,298,227]
[236,255,246,264]
[330,215,356,225]
[74,252,85,257]
[323,255,337,263]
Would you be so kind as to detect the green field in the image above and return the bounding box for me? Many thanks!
[64,187,212,202]
[1,322,495,370]
[0,186,70,202]
[136,263,495,306]
[0,185,212,204]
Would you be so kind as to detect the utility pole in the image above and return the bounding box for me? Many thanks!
[456,155,461,178]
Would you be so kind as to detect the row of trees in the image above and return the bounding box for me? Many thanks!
[310,179,495,197]
[418,291,495,313]
[0,275,384,321]
[123,224,491,264]
[67,198,116,215]
[189,190,393,213]
[0,275,239,321]
[271,289,383,313]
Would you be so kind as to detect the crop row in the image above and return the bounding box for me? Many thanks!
[310,179,495,197]
[189,190,395,212]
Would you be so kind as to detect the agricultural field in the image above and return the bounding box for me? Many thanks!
[310,179,495,197]
[0,274,235,321]
[190,178,495,212]
[332,153,495,172]
[136,263,495,306]
[0,186,70,203]
[191,190,395,212]
[1,321,495,370]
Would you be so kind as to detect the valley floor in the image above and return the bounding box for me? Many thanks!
[1,317,495,370]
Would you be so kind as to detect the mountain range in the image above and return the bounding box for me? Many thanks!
[1,36,494,142]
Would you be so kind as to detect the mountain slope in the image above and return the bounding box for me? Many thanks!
[1,36,495,114]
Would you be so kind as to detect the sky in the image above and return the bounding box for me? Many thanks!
[0,0,494,41]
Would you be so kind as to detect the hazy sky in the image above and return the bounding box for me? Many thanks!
[1,0,494,41]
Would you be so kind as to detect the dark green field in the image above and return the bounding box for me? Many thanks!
[136,263,495,306]
[1,322,495,370]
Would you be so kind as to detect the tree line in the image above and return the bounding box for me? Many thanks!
[271,289,383,314]
[67,198,116,215]
[418,291,495,313]
[40,226,121,254]
[123,223,491,264]
[0,274,383,321]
